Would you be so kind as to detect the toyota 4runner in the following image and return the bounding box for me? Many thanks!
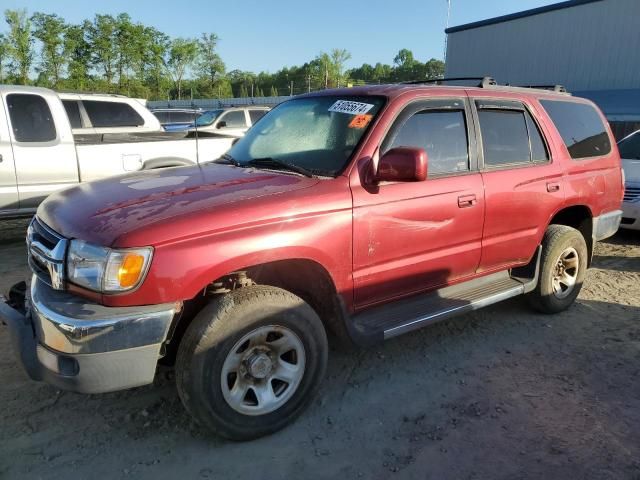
[0,78,624,440]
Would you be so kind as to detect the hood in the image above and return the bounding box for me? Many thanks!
[622,158,640,183]
[38,164,319,246]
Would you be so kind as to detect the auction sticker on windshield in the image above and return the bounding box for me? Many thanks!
[328,100,374,115]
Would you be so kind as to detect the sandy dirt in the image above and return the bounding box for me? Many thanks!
[0,219,638,480]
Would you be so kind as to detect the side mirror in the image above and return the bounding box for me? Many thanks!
[377,147,427,182]
[217,121,227,129]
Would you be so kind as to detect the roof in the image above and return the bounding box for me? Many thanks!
[445,0,604,34]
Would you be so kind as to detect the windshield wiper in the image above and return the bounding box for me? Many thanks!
[213,153,241,166]
[247,157,314,178]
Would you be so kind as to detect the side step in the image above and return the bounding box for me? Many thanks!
[348,249,540,346]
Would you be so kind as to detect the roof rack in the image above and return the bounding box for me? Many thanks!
[402,76,570,95]
[511,84,567,93]
[404,76,497,88]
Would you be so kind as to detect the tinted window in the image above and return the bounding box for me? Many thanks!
[83,100,144,127]
[152,111,170,123]
[7,94,57,142]
[617,131,640,160]
[525,111,549,162]
[172,111,199,123]
[249,110,267,124]
[387,110,469,175]
[62,100,82,129]
[540,100,611,159]
[478,110,531,166]
[220,110,246,128]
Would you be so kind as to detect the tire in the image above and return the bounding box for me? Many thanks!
[527,224,588,314]
[175,285,328,440]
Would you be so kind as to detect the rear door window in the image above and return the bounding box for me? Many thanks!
[478,109,531,166]
[62,100,83,129]
[249,109,268,124]
[540,99,611,159]
[6,93,57,142]
[83,100,144,127]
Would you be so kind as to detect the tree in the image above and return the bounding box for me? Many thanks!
[145,27,170,99]
[330,48,351,87]
[31,12,67,88]
[87,14,118,88]
[270,85,278,97]
[196,33,225,93]
[167,38,198,99]
[63,21,92,90]
[5,9,33,85]
[0,33,8,82]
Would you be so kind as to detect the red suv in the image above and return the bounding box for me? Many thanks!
[1,79,624,440]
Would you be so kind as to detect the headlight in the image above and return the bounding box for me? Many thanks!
[67,240,153,293]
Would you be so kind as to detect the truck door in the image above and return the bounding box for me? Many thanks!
[0,101,18,212]
[2,91,79,209]
[351,98,485,308]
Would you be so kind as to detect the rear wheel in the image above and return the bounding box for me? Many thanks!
[527,224,588,314]
[175,285,328,440]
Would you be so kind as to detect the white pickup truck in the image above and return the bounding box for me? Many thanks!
[0,85,236,218]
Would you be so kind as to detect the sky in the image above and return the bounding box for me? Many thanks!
[2,0,556,73]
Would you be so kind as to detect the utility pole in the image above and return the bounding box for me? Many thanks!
[308,74,311,93]
[290,80,294,96]
[251,83,254,97]
[444,0,451,63]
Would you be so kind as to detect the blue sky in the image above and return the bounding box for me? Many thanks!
[2,0,555,72]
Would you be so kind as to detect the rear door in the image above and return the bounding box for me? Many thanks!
[0,98,18,212]
[2,91,79,209]
[472,97,564,272]
[352,98,485,307]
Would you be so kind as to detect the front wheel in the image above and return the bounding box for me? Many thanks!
[527,224,588,314]
[175,285,328,440]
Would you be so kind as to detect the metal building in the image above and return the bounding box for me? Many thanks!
[445,0,640,138]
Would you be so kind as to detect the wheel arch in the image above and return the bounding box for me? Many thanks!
[548,204,594,265]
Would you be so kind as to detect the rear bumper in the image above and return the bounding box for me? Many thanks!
[0,277,180,393]
[620,201,640,230]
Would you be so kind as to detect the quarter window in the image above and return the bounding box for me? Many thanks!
[386,110,470,175]
[540,99,611,159]
[62,100,83,129]
[526,111,549,162]
[83,100,144,128]
[7,94,57,142]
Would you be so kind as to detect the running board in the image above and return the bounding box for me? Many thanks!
[348,248,540,346]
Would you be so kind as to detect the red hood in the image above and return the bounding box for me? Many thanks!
[37,164,319,246]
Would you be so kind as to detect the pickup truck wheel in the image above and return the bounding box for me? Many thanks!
[175,285,328,440]
[527,224,587,314]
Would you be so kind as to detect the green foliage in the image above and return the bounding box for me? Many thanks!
[5,9,33,85]
[1,9,446,101]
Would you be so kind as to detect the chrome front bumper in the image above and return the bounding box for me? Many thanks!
[0,277,181,393]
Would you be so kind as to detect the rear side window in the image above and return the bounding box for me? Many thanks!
[220,110,247,128]
[387,110,469,175]
[62,100,82,129]
[152,111,170,123]
[249,109,267,124]
[540,100,611,159]
[478,110,531,166]
[6,94,57,142]
[526,111,549,162]
[83,100,144,128]
[171,111,199,123]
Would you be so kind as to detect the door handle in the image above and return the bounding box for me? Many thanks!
[546,182,560,192]
[458,194,477,208]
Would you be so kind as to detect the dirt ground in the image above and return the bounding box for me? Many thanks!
[0,218,638,480]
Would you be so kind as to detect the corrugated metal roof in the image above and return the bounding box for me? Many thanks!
[445,0,604,34]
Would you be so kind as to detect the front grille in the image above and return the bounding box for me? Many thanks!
[624,185,640,203]
[27,218,68,289]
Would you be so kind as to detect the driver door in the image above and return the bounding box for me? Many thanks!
[351,98,485,308]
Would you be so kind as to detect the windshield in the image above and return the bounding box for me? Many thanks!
[196,109,224,127]
[225,95,385,176]
[618,131,640,159]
